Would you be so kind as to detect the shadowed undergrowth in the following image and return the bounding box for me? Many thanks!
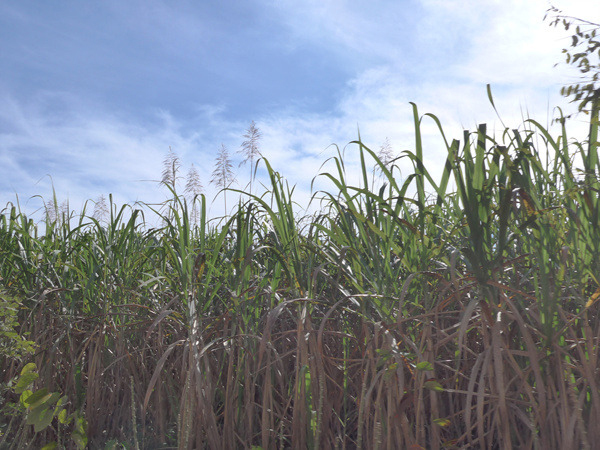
[1,101,599,449]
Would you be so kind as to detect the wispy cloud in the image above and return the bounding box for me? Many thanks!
[0,0,596,222]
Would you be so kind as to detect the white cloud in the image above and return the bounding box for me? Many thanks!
[0,92,203,216]
[2,0,597,224]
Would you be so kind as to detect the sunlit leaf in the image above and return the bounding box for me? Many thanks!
[424,379,444,392]
[416,361,434,371]
[15,369,38,394]
[23,388,51,409]
[434,418,451,427]
[585,287,600,308]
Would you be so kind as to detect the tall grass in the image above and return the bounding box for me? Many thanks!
[1,99,599,449]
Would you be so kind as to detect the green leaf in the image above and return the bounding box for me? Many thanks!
[57,408,68,424]
[486,84,495,109]
[72,431,88,449]
[14,365,39,394]
[23,388,51,409]
[20,362,37,375]
[71,414,88,449]
[55,395,68,409]
[433,418,451,427]
[376,348,392,361]
[18,389,33,409]
[41,442,58,450]
[424,379,444,392]
[27,401,57,432]
[416,361,434,371]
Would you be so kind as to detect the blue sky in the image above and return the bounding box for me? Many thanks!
[1,0,598,221]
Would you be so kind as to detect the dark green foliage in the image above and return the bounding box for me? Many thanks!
[546,5,600,113]
[1,98,600,448]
